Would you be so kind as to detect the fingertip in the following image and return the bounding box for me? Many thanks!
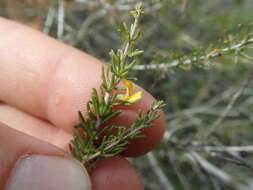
[0,122,66,189]
[114,84,166,157]
[90,156,144,190]
[107,108,165,157]
[122,109,165,157]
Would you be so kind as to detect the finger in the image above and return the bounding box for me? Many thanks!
[108,108,165,157]
[0,17,102,127]
[0,104,72,150]
[90,157,143,190]
[0,103,163,157]
[1,123,143,190]
[0,122,91,190]
[0,18,165,156]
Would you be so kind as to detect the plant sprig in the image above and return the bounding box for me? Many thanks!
[69,3,165,168]
[134,24,253,71]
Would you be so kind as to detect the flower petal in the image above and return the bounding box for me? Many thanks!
[126,91,142,104]
[122,78,133,95]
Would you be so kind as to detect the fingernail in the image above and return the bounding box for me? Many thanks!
[5,155,91,190]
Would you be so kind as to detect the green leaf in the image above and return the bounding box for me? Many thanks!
[103,111,121,123]
[128,50,144,57]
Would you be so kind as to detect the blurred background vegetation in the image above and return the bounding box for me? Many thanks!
[1,0,253,189]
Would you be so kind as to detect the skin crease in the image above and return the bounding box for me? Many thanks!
[0,17,166,189]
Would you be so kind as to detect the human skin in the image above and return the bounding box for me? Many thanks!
[0,17,165,190]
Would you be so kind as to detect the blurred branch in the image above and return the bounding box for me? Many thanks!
[168,151,191,190]
[188,152,232,184]
[147,152,175,190]
[134,38,253,71]
[72,0,164,46]
[196,145,253,153]
[202,70,253,139]
[74,9,107,45]
[43,4,56,34]
[57,0,65,40]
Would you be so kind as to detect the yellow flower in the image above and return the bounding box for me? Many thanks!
[118,78,142,104]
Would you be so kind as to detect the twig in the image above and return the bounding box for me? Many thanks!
[211,153,253,170]
[188,151,232,184]
[210,177,223,190]
[168,151,191,190]
[57,0,65,40]
[74,0,98,6]
[133,38,253,70]
[74,9,107,45]
[202,70,253,139]
[84,121,153,163]
[167,106,238,120]
[196,145,253,152]
[147,152,175,190]
[72,0,166,45]
[43,4,56,34]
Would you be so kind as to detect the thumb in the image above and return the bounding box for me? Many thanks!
[0,122,91,190]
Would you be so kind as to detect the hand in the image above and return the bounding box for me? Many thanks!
[0,17,165,190]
